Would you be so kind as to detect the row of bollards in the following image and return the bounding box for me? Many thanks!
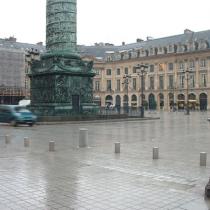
[114,144,208,166]
[3,131,209,166]
[3,128,89,152]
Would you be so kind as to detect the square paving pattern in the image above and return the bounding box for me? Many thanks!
[0,112,210,210]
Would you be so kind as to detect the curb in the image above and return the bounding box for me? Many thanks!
[37,117,160,125]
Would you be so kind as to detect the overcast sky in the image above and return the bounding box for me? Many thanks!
[0,0,210,46]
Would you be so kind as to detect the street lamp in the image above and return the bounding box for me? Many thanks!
[134,64,148,118]
[122,74,131,114]
[182,67,192,115]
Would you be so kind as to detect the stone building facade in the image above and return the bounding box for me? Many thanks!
[1,29,210,111]
[92,29,210,111]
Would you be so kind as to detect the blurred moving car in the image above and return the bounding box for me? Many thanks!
[0,105,37,126]
[18,99,31,106]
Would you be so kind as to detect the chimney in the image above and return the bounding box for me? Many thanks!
[136,38,144,43]
[5,36,17,42]
[184,29,193,34]
[122,42,125,46]
[36,42,43,46]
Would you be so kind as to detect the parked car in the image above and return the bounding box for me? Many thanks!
[0,105,37,126]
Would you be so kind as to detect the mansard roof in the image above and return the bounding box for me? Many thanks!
[0,29,210,58]
[0,38,45,53]
[78,45,117,59]
[118,29,210,51]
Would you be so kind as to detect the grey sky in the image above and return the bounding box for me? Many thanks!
[0,0,210,46]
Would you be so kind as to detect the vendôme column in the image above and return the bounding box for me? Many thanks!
[46,0,77,54]
[29,0,97,119]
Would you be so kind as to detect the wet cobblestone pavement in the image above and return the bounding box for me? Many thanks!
[0,111,210,210]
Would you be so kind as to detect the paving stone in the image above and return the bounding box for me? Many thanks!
[0,112,210,209]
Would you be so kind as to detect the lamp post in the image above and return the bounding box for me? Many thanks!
[122,74,131,114]
[182,67,192,115]
[135,64,148,118]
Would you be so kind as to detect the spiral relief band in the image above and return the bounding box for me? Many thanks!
[46,0,77,53]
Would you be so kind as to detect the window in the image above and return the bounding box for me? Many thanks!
[133,67,136,73]
[149,76,154,90]
[189,60,195,69]
[179,62,184,71]
[107,80,112,91]
[159,75,164,90]
[116,68,121,75]
[200,73,207,87]
[116,79,121,91]
[168,63,173,71]
[106,69,112,75]
[190,74,195,88]
[168,75,174,89]
[95,81,100,91]
[133,78,137,90]
[179,75,185,88]
[124,67,128,75]
[200,59,206,68]
[95,69,100,75]
[150,65,154,72]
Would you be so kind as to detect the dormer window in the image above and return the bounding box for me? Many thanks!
[159,47,163,53]
[187,41,196,51]
[177,44,187,53]
[198,40,209,50]
[121,53,124,60]
[140,49,145,57]
[149,48,154,55]
[107,56,112,62]
[137,50,140,58]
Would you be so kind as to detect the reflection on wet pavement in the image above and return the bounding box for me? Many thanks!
[0,112,209,209]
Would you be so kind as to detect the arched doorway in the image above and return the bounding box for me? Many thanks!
[131,94,137,108]
[200,93,207,111]
[115,95,121,113]
[148,93,156,110]
[188,93,196,110]
[123,95,129,107]
[115,95,121,106]
[177,94,185,110]
[140,94,148,110]
[123,95,129,113]
[168,93,174,110]
[158,93,164,110]
[105,95,113,107]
